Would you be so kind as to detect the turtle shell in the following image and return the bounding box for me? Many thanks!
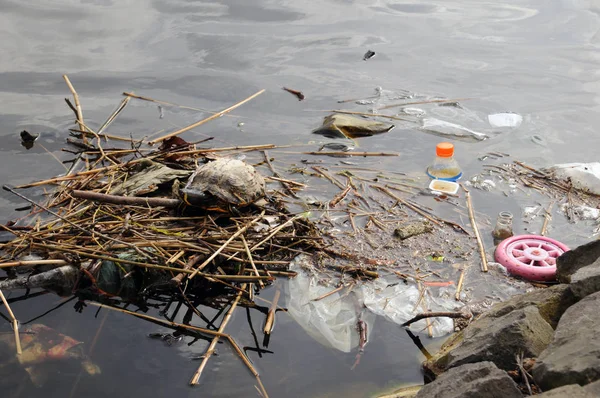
[181,158,266,207]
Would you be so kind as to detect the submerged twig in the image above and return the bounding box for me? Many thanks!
[462,185,488,272]
[0,289,21,355]
[150,89,265,144]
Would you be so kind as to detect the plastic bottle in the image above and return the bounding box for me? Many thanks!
[426,142,462,181]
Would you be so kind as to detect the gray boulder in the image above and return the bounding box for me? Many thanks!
[557,239,600,283]
[534,384,597,397]
[533,291,600,390]
[570,263,600,299]
[424,306,553,378]
[476,284,575,329]
[415,361,522,398]
[584,379,600,395]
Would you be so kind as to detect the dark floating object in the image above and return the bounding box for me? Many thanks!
[20,130,39,150]
[319,143,354,152]
[282,87,305,101]
[363,50,376,61]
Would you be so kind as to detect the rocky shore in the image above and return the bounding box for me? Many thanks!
[415,239,600,397]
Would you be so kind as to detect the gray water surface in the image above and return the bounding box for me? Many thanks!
[1,1,599,397]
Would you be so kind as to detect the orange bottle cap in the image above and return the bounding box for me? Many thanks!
[436,142,454,157]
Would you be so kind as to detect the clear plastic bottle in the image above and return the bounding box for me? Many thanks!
[426,142,462,181]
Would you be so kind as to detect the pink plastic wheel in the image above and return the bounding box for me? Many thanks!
[494,235,569,282]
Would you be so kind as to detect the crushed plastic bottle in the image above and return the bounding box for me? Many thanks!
[426,142,463,181]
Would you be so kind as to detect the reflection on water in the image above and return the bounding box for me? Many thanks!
[1,0,600,397]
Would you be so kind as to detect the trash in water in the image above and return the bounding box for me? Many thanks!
[20,130,39,150]
[545,162,600,196]
[399,107,426,117]
[0,323,101,386]
[426,142,463,181]
[312,114,394,139]
[429,179,459,195]
[363,50,376,61]
[420,118,488,141]
[282,87,305,101]
[492,211,514,240]
[488,112,523,128]
[110,159,191,196]
[319,142,355,152]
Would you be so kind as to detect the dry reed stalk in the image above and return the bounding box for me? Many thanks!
[312,284,345,302]
[70,190,181,208]
[540,201,555,236]
[250,214,303,251]
[0,259,67,269]
[263,289,280,335]
[63,75,86,135]
[190,284,247,385]
[311,166,345,189]
[324,109,414,122]
[188,212,265,279]
[0,289,21,355]
[455,269,465,301]
[302,151,399,157]
[374,186,442,226]
[401,311,472,327]
[170,143,281,156]
[262,150,299,198]
[150,89,265,144]
[462,186,488,272]
[123,92,207,112]
[241,236,264,288]
[379,98,470,110]
[96,97,130,136]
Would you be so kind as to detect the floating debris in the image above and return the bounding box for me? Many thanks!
[313,114,394,139]
[488,112,523,128]
[20,130,39,150]
[282,87,305,101]
[363,50,376,61]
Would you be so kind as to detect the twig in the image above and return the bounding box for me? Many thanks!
[241,236,264,289]
[71,190,181,208]
[149,89,265,144]
[462,185,488,272]
[263,289,280,335]
[0,259,67,269]
[0,289,21,355]
[401,311,471,327]
[329,185,352,207]
[540,201,555,236]
[455,269,465,301]
[374,185,442,226]
[303,151,399,157]
[188,212,265,279]
[312,284,345,301]
[379,98,471,110]
[63,75,86,135]
[324,110,414,122]
[190,284,246,385]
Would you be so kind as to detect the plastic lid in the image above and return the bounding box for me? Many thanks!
[436,142,454,157]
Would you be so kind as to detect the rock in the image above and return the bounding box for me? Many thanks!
[584,379,600,395]
[570,263,600,299]
[533,384,597,398]
[415,361,522,398]
[557,240,600,283]
[394,221,433,240]
[476,284,576,329]
[532,291,600,390]
[424,306,553,379]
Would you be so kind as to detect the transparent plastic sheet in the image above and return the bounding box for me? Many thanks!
[286,255,456,353]
[287,256,374,352]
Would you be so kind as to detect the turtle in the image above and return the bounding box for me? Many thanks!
[179,158,266,211]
